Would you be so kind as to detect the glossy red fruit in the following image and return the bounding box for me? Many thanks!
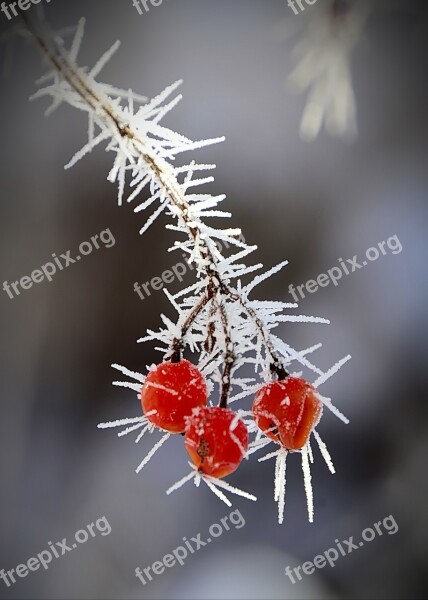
[141,360,208,433]
[252,377,323,450]
[184,407,249,479]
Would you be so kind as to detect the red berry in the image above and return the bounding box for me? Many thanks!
[184,407,249,479]
[252,377,323,450]
[141,360,208,433]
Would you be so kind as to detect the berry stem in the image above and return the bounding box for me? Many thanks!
[168,292,211,361]
[221,284,288,379]
[170,349,182,364]
[168,285,236,408]
[216,299,235,409]
[271,363,289,381]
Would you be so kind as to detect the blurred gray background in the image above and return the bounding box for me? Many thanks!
[0,1,427,598]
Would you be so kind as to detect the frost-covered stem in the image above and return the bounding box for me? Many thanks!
[22,15,129,138]
[168,283,235,407]
[223,285,288,380]
[204,301,217,354]
[216,298,235,408]
[24,15,289,399]
[168,292,211,362]
[22,17,217,269]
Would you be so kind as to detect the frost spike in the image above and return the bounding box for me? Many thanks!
[301,445,314,523]
[244,261,288,296]
[112,381,141,392]
[313,354,352,388]
[166,470,196,495]
[135,433,170,473]
[206,477,257,502]
[90,40,121,78]
[276,450,288,524]
[97,417,143,429]
[313,430,335,474]
[111,364,145,383]
[204,480,232,507]
[118,421,146,437]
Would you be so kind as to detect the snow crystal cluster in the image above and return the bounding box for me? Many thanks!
[288,0,370,140]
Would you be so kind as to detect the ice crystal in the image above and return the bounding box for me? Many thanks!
[25,15,351,518]
[166,463,257,508]
[97,410,172,472]
[257,425,338,524]
[288,0,370,140]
